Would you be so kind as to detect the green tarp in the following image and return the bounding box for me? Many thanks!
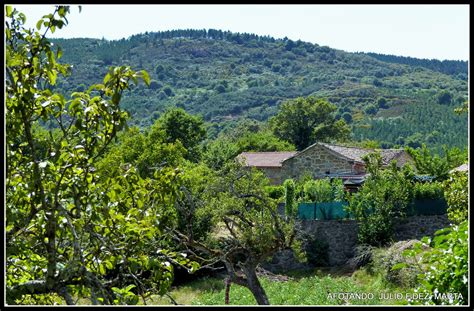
[298,202,349,220]
[408,199,448,216]
[297,199,447,220]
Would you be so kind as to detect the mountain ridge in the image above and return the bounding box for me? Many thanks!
[49,28,468,151]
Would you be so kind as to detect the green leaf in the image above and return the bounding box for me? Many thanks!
[36,19,43,31]
[47,70,57,85]
[6,6,13,17]
[141,70,150,86]
[105,260,113,270]
[103,73,111,85]
[99,263,106,275]
[109,189,116,201]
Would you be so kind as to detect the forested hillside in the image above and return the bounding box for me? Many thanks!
[50,29,468,151]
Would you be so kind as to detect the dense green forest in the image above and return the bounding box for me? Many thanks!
[49,29,468,152]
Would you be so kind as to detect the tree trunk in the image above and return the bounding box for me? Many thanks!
[224,277,231,304]
[243,265,270,305]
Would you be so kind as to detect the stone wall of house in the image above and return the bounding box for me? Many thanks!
[260,167,283,185]
[392,151,415,168]
[282,144,354,180]
[264,214,451,270]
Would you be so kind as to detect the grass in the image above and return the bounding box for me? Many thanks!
[149,267,410,306]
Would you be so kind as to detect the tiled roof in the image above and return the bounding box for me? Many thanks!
[238,151,297,167]
[237,143,409,168]
[318,143,406,165]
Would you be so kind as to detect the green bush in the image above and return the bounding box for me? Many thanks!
[412,181,444,200]
[437,90,452,105]
[283,179,296,218]
[357,213,394,247]
[302,178,332,203]
[444,171,468,223]
[265,185,285,200]
[369,242,419,288]
[303,178,344,203]
[347,153,414,246]
[331,178,345,202]
[397,221,468,305]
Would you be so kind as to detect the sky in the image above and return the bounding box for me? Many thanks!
[10,4,470,61]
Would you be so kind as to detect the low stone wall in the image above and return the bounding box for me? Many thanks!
[301,219,359,267]
[265,214,451,270]
[393,214,451,241]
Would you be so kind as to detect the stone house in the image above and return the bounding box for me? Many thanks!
[237,142,414,185]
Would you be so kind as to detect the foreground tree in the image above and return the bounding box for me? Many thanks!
[269,97,351,150]
[6,6,195,304]
[171,162,299,305]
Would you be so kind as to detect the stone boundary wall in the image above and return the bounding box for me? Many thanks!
[392,214,451,241]
[265,214,451,270]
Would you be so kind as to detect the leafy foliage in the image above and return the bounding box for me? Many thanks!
[412,181,444,200]
[406,144,467,181]
[346,153,415,246]
[265,185,285,201]
[153,108,207,162]
[171,163,298,305]
[5,6,196,305]
[235,130,295,152]
[443,171,468,223]
[270,97,351,150]
[397,222,468,305]
[302,178,345,203]
[284,179,297,218]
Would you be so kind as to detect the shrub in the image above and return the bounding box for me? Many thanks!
[302,178,332,203]
[331,178,345,202]
[341,112,352,123]
[377,97,388,109]
[397,221,468,305]
[284,179,296,218]
[369,241,420,288]
[265,185,285,200]
[412,181,444,200]
[149,79,162,90]
[364,104,378,115]
[347,153,414,246]
[444,171,468,223]
[357,213,394,247]
[215,84,226,93]
[162,85,174,96]
[437,90,452,105]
